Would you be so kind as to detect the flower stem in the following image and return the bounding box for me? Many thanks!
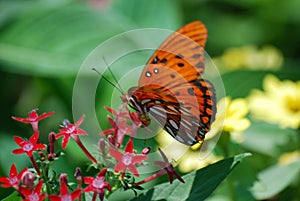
[73,136,97,164]
[29,155,41,176]
[134,169,165,186]
[92,192,97,201]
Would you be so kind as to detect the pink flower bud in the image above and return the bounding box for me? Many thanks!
[59,173,68,184]
[98,138,107,155]
[48,132,56,155]
[107,135,116,147]
[21,171,35,189]
[74,167,82,181]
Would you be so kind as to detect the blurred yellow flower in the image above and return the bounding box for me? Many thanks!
[207,97,250,143]
[248,75,300,129]
[278,151,300,166]
[214,45,283,71]
[156,130,222,173]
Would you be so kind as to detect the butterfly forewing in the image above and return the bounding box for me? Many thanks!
[139,21,207,87]
[126,21,217,146]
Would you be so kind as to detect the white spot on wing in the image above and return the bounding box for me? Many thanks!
[175,135,184,143]
[165,126,176,138]
[169,119,179,130]
[149,106,166,119]
[146,71,152,77]
[141,99,151,105]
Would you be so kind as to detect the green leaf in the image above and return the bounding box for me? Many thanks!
[250,159,300,200]
[1,191,22,201]
[131,153,251,201]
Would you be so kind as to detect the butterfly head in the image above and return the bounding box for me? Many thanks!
[120,87,151,127]
[120,87,140,112]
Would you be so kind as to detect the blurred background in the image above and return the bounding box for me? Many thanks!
[0,0,299,200]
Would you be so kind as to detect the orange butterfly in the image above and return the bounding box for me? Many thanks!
[122,21,216,146]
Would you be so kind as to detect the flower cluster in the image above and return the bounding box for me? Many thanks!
[1,107,184,201]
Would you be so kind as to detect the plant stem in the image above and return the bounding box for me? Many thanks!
[29,155,41,176]
[41,161,52,195]
[92,192,97,201]
[73,136,97,164]
[134,169,165,186]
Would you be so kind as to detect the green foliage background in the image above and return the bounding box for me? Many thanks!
[0,0,299,200]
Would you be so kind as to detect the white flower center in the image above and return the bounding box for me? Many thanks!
[9,176,18,185]
[61,195,72,201]
[66,126,76,134]
[122,153,132,165]
[23,143,34,152]
[92,177,104,189]
[28,193,39,201]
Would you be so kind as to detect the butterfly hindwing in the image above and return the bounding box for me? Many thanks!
[128,78,216,146]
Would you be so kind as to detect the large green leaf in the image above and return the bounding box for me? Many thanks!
[131,153,251,201]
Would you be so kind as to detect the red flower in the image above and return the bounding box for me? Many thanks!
[12,132,46,157]
[21,180,46,201]
[84,168,111,201]
[48,182,81,201]
[104,106,129,119]
[154,148,184,184]
[102,106,140,146]
[109,139,148,176]
[12,109,54,132]
[0,164,27,189]
[55,115,87,149]
[101,116,133,146]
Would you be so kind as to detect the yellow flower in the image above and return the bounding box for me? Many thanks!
[207,97,250,143]
[156,130,222,173]
[278,151,300,166]
[248,75,300,129]
[214,45,283,71]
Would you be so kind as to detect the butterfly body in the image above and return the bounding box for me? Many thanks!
[123,21,216,146]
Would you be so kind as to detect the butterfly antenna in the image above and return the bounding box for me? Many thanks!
[91,67,123,94]
[102,57,125,95]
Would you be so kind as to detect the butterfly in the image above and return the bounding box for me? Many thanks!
[121,21,216,146]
